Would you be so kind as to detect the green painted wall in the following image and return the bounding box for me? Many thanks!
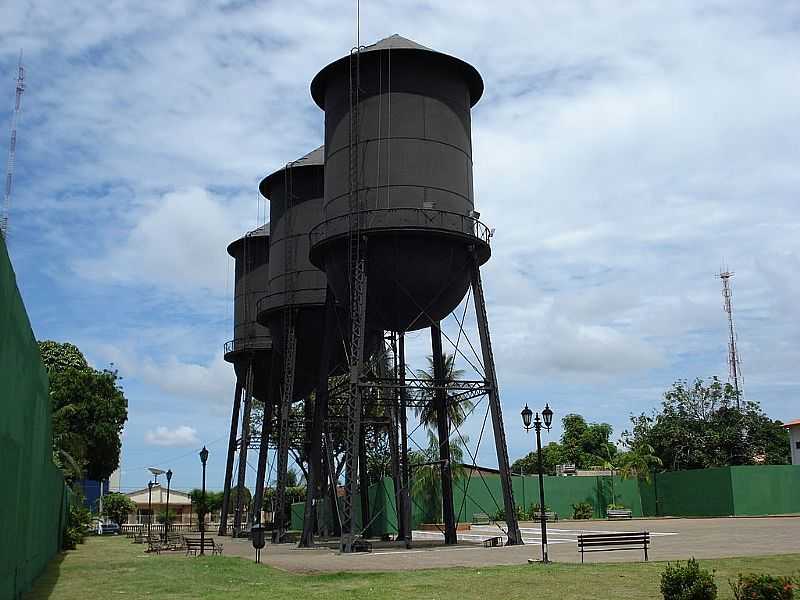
[454,474,647,521]
[1,237,68,599]
[656,467,734,516]
[289,467,800,535]
[730,465,800,516]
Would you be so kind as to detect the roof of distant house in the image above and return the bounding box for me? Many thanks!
[782,418,800,428]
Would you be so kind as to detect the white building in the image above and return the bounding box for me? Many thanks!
[784,419,800,465]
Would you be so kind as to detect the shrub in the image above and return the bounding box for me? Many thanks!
[515,505,530,520]
[661,558,717,600]
[63,504,92,549]
[607,503,627,510]
[532,503,551,513]
[572,501,593,520]
[492,508,505,521]
[731,573,795,600]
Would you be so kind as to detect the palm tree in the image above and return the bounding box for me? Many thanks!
[410,430,467,523]
[414,352,474,431]
[618,444,663,483]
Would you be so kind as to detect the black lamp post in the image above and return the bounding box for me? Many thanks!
[522,403,554,564]
[164,469,172,541]
[147,481,154,538]
[199,446,209,555]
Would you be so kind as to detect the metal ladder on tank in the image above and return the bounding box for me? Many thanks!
[341,44,369,554]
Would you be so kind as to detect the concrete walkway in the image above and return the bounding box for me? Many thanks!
[211,516,800,573]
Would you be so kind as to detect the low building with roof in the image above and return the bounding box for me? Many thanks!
[783,419,800,465]
[124,483,193,524]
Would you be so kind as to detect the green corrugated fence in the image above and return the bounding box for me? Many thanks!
[1,237,69,599]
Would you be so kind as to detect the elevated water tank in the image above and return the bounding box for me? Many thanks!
[225,225,272,400]
[256,146,343,400]
[308,34,491,332]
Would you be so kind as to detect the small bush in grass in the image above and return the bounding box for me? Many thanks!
[731,573,795,600]
[660,558,717,600]
[572,501,593,520]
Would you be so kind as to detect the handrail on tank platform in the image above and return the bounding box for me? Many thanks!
[255,284,329,317]
[224,336,273,355]
[308,207,493,250]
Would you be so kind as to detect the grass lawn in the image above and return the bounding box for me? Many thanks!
[24,536,800,600]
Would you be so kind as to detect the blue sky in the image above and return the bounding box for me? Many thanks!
[3,1,799,495]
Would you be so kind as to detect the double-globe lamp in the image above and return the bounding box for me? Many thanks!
[521,402,553,564]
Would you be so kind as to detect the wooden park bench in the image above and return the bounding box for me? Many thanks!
[351,539,373,553]
[607,509,633,520]
[472,513,490,525]
[533,511,559,522]
[146,534,165,554]
[483,536,503,548]
[184,537,223,556]
[165,532,185,551]
[577,531,650,563]
[132,531,147,544]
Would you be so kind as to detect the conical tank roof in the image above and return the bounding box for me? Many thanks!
[227,223,269,257]
[310,34,484,109]
[259,145,324,200]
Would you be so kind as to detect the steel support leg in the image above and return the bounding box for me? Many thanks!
[272,309,296,543]
[469,250,522,545]
[232,362,254,537]
[431,322,457,545]
[219,379,243,535]
[325,428,342,537]
[252,398,274,528]
[341,252,368,553]
[399,332,412,545]
[300,290,335,547]
[387,333,404,540]
[358,427,371,538]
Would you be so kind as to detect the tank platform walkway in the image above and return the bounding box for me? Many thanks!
[211,516,799,573]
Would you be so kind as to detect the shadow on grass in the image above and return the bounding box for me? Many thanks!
[21,551,66,599]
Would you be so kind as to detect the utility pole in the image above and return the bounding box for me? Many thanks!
[2,50,25,240]
[718,269,743,408]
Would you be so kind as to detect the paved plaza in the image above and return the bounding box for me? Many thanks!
[212,516,800,572]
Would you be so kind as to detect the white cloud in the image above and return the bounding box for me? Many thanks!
[145,425,199,447]
[74,187,251,296]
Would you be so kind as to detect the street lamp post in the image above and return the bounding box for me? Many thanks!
[199,446,209,556]
[521,403,554,564]
[165,469,172,541]
[147,481,154,538]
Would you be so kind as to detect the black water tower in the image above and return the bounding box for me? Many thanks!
[309,34,491,331]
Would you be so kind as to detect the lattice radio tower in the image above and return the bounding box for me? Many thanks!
[718,269,743,408]
[1,51,25,240]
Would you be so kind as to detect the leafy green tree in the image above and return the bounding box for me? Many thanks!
[560,413,616,468]
[189,490,223,521]
[511,442,564,475]
[623,377,790,471]
[40,340,128,481]
[286,468,299,488]
[39,340,89,372]
[102,492,136,527]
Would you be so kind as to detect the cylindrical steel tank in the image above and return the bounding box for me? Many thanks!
[225,225,272,400]
[308,34,492,332]
[256,146,341,400]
